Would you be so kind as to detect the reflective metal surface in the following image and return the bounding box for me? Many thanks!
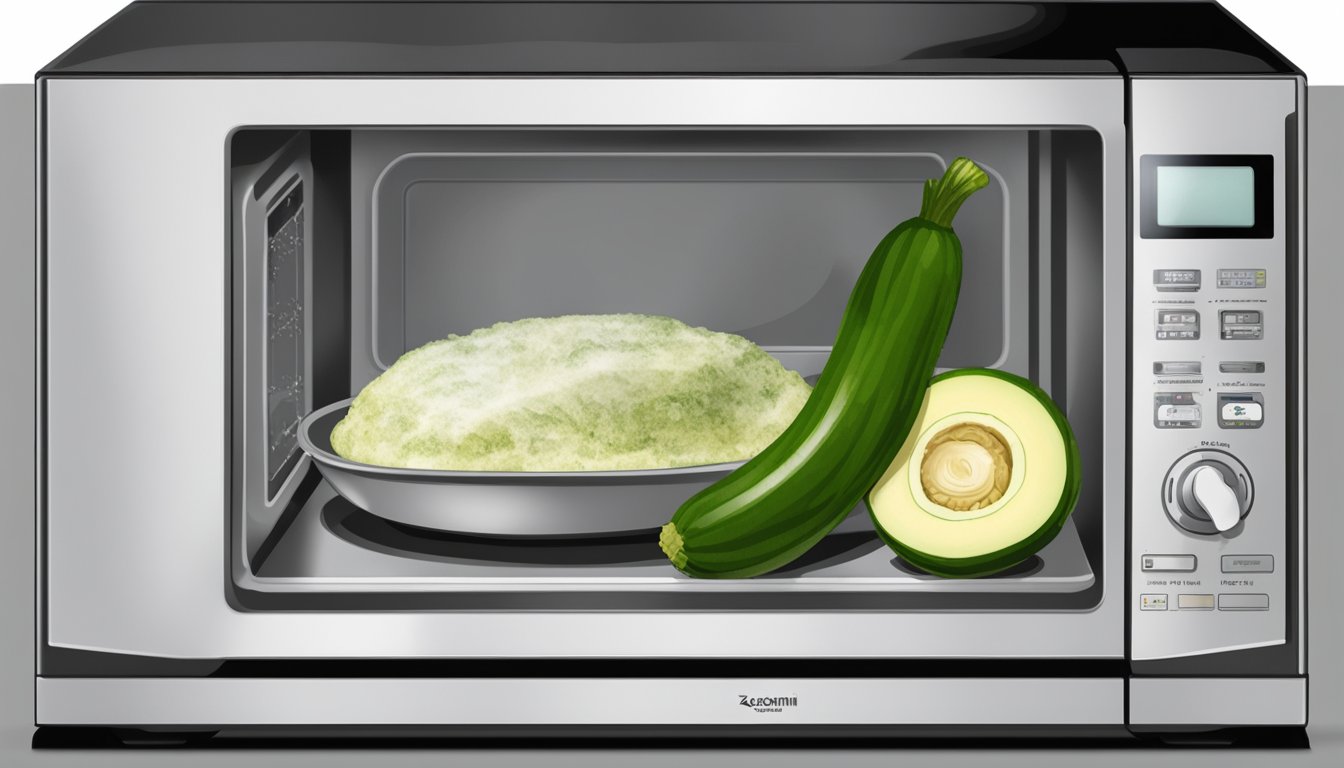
[1129,677,1306,726]
[353,137,1022,380]
[242,480,1094,596]
[36,677,1124,726]
[1128,78,1302,662]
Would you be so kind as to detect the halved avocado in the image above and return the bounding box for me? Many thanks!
[867,369,1081,578]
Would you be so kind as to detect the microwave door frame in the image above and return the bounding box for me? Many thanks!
[37,77,1126,662]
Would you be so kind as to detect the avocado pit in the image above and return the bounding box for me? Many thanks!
[919,422,1013,512]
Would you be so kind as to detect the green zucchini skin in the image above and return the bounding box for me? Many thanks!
[867,368,1083,579]
[660,159,989,579]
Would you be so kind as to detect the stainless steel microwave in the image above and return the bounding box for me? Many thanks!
[30,0,1307,744]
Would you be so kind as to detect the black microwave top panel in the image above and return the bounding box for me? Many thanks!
[39,1,1298,77]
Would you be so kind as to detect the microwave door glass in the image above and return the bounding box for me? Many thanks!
[265,182,306,500]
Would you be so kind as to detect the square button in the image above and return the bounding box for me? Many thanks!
[1221,555,1274,573]
[1155,270,1201,291]
[1142,554,1197,572]
[1216,268,1267,289]
[1177,594,1215,610]
[1219,361,1265,374]
[1218,393,1264,429]
[1218,593,1270,611]
[1220,310,1263,340]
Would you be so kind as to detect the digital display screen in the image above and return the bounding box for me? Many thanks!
[1156,166,1255,227]
[1139,155,1272,239]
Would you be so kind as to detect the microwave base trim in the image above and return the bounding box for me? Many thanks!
[38,676,1307,730]
[36,676,1124,727]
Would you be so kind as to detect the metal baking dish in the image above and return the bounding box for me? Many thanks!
[297,398,743,537]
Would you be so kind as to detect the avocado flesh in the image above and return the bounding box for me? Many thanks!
[868,369,1081,578]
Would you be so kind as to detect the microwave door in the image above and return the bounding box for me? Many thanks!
[39,78,1126,666]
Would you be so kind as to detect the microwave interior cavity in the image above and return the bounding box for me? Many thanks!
[228,127,1105,611]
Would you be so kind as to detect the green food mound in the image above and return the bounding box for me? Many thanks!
[330,314,812,472]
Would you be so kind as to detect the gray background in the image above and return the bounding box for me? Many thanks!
[0,82,1339,765]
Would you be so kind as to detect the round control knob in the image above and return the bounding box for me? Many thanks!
[1185,466,1242,532]
[1162,450,1254,535]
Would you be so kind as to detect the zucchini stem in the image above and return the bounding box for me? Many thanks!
[659,522,688,570]
[919,157,991,229]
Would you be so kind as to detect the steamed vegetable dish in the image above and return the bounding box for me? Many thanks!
[330,314,811,472]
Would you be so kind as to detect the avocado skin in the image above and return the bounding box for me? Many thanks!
[867,368,1083,579]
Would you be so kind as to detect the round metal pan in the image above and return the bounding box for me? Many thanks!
[297,399,741,538]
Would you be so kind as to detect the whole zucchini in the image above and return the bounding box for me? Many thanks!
[659,157,989,578]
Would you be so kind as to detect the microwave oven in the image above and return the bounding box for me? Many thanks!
[30,0,1307,744]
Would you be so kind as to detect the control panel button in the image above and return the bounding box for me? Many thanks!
[1189,466,1242,532]
[1156,404,1200,426]
[1154,269,1201,292]
[1218,393,1264,429]
[1221,554,1274,573]
[1140,594,1169,611]
[1154,392,1200,428]
[1219,361,1265,374]
[1177,594,1215,610]
[1141,554,1196,572]
[1154,361,1202,376]
[1156,309,1200,340]
[1218,593,1270,611]
[1220,310,1263,340]
[1162,450,1254,536]
[1216,268,1266,289]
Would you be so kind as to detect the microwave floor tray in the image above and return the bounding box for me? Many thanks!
[244,481,1095,596]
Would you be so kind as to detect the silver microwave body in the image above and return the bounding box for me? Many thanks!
[35,74,1305,734]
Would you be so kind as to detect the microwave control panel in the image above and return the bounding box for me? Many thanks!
[1129,79,1300,663]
